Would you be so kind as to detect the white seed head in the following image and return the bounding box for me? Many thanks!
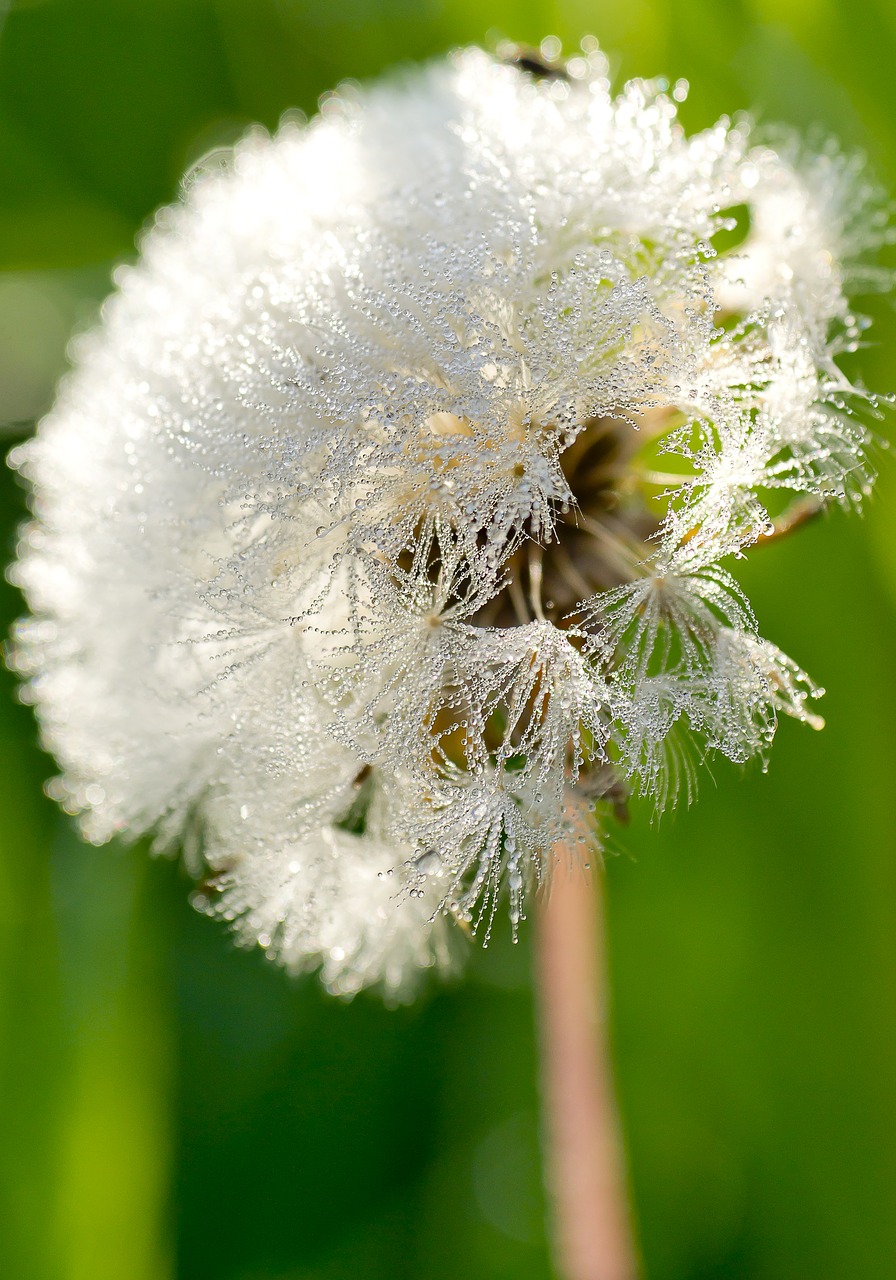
[9,44,887,999]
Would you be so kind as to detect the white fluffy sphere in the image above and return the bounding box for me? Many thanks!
[10,45,884,998]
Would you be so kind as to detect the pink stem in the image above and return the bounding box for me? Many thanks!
[535,851,639,1280]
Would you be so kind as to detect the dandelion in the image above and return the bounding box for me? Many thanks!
[9,40,886,1010]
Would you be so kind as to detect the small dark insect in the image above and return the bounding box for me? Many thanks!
[500,43,570,82]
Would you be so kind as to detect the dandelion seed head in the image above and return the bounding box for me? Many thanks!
[10,43,887,996]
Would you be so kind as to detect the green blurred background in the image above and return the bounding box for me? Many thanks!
[2,1,896,1277]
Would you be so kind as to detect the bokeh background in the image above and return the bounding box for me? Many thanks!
[3,1,896,1277]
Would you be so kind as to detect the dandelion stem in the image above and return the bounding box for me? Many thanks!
[535,843,638,1280]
